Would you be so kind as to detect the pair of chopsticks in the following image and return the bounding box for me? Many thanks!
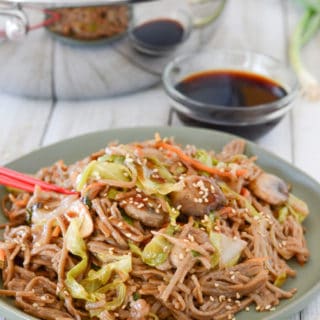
[0,166,78,195]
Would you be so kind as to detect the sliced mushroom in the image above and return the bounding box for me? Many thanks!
[65,199,94,238]
[121,203,166,228]
[249,172,289,205]
[169,175,226,216]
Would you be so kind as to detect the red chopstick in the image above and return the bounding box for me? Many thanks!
[0,167,79,195]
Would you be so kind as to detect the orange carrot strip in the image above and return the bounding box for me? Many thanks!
[0,249,5,261]
[236,169,248,177]
[157,142,233,178]
[241,187,250,198]
[52,225,61,237]
[0,249,6,269]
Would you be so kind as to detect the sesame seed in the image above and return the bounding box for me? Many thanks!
[179,253,184,260]
[214,283,220,287]
[226,305,232,310]
[265,305,271,310]
[40,296,46,301]
[231,275,236,281]
[227,298,232,302]
[235,300,241,306]
[218,295,225,302]
[176,205,182,210]
[32,303,38,308]
[256,306,260,311]
[209,296,214,302]
[236,292,240,299]
[214,226,221,232]
[126,233,132,238]
[136,193,142,198]
[245,307,250,312]
[188,234,195,242]
[137,203,144,209]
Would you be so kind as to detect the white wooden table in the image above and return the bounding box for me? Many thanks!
[0,0,319,319]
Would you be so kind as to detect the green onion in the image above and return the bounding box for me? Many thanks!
[289,0,320,100]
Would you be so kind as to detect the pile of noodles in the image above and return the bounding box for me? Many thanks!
[0,136,310,320]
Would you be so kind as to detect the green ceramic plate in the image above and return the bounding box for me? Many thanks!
[1,126,320,320]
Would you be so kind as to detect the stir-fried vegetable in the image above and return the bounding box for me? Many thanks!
[210,232,247,268]
[289,0,320,100]
[65,218,90,300]
[157,141,248,179]
[76,161,133,191]
[65,218,132,309]
[142,234,172,267]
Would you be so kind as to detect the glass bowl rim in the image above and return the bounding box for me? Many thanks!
[162,49,300,113]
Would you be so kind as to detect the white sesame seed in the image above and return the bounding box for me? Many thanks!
[245,307,250,311]
[236,292,240,299]
[214,283,220,287]
[209,296,214,301]
[226,305,232,310]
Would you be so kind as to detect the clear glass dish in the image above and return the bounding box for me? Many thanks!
[128,8,192,56]
[163,50,299,137]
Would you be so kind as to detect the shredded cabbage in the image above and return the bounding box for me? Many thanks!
[76,161,133,191]
[136,163,183,196]
[65,218,90,300]
[65,218,132,310]
[142,235,172,267]
[210,232,247,268]
[219,183,259,217]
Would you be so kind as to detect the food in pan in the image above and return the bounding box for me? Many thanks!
[47,5,130,41]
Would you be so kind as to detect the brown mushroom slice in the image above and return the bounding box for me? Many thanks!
[249,172,289,205]
[169,175,226,217]
[122,203,166,228]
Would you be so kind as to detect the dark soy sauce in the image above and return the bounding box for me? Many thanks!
[175,70,287,107]
[132,18,184,48]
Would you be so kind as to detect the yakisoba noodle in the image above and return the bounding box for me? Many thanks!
[0,135,310,320]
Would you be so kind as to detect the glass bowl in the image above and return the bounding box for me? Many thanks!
[128,8,192,56]
[163,50,299,139]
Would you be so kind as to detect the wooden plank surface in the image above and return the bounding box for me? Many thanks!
[0,95,51,165]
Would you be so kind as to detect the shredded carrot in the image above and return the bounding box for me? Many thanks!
[236,169,248,177]
[66,211,78,219]
[157,141,237,179]
[0,249,6,269]
[241,187,251,198]
[0,249,5,261]
[52,225,61,237]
